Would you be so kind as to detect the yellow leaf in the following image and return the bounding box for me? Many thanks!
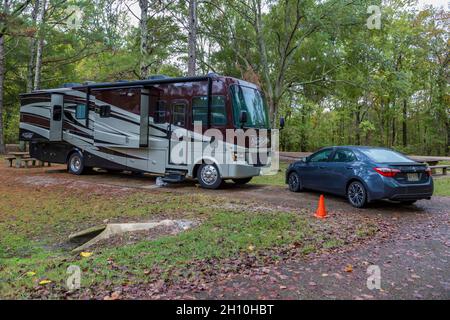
[39,280,52,285]
[80,252,93,258]
[345,264,353,273]
[248,245,255,251]
[26,271,36,277]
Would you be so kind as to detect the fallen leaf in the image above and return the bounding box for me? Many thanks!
[26,271,36,277]
[39,280,52,285]
[110,291,121,300]
[80,252,93,258]
[248,245,255,251]
[344,264,353,272]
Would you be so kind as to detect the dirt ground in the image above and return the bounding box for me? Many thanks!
[1,164,449,299]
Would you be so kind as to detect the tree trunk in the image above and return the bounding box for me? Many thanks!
[0,33,5,154]
[139,0,149,80]
[402,99,407,147]
[187,0,197,76]
[354,104,361,145]
[253,0,274,123]
[33,0,46,91]
[0,0,10,154]
[26,0,40,93]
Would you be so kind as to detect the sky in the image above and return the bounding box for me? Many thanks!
[417,0,448,8]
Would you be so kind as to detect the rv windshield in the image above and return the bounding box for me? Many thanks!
[231,85,270,129]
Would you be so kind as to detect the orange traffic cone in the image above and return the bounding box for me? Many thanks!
[315,195,327,219]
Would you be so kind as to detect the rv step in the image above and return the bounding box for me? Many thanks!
[162,174,186,183]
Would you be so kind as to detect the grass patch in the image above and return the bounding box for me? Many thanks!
[0,184,329,298]
[434,177,450,197]
[251,162,288,186]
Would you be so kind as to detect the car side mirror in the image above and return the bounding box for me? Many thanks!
[279,117,285,130]
[239,111,248,125]
[301,157,309,163]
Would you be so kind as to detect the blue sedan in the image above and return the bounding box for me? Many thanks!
[286,146,434,208]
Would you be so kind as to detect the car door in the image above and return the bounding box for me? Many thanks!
[327,149,358,195]
[302,148,334,190]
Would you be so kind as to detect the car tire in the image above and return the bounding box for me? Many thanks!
[288,171,303,192]
[232,177,252,185]
[347,181,367,208]
[68,152,85,175]
[401,200,417,205]
[197,163,223,189]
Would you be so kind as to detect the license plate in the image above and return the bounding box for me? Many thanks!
[407,173,419,182]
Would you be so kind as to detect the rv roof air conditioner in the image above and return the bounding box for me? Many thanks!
[147,75,170,80]
[61,83,82,88]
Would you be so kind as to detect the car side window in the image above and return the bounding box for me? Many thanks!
[332,150,357,163]
[309,149,333,162]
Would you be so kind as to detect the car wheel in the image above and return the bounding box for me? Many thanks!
[197,163,223,189]
[401,200,417,205]
[232,177,252,185]
[347,181,367,208]
[288,171,302,192]
[68,152,85,175]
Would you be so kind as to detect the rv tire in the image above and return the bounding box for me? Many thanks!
[197,163,223,189]
[68,152,85,175]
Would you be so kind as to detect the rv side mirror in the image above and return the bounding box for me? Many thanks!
[239,111,248,125]
[279,117,285,130]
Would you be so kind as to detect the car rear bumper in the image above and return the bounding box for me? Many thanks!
[368,175,434,202]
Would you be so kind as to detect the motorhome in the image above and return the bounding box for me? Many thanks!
[19,74,273,189]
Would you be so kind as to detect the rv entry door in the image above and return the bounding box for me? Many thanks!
[49,94,64,142]
[168,100,188,166]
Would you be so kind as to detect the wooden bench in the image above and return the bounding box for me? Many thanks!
[19,158,51,168]
[5,156,16,167]
[430,165,449,176]
[21,158,38,168]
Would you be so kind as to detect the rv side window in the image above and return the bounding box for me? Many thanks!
[172,103,186,127]
[53,105,62,121]
[192,96,226,125]
[155,101,166,124]
[75,104,87,120]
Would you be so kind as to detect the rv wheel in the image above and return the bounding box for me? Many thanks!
[68,152,85,175]
[197,163,223,189]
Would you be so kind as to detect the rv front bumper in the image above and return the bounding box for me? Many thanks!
[220,164,262,179]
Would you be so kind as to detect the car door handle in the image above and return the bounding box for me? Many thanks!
[319,166,325,169]
[346,167,354,170]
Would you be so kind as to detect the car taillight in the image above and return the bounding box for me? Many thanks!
[374,167,401,177]
[425,167,432,176]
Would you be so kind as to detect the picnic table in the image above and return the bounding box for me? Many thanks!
[7,152,30,168]
[408,156,450,167]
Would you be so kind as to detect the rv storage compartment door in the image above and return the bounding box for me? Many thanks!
[49,94,64,142]
[140,89,149,147]
[92,88,142,148]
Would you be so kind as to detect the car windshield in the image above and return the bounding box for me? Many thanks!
[230,85,270,129]
[361,149,415,163]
